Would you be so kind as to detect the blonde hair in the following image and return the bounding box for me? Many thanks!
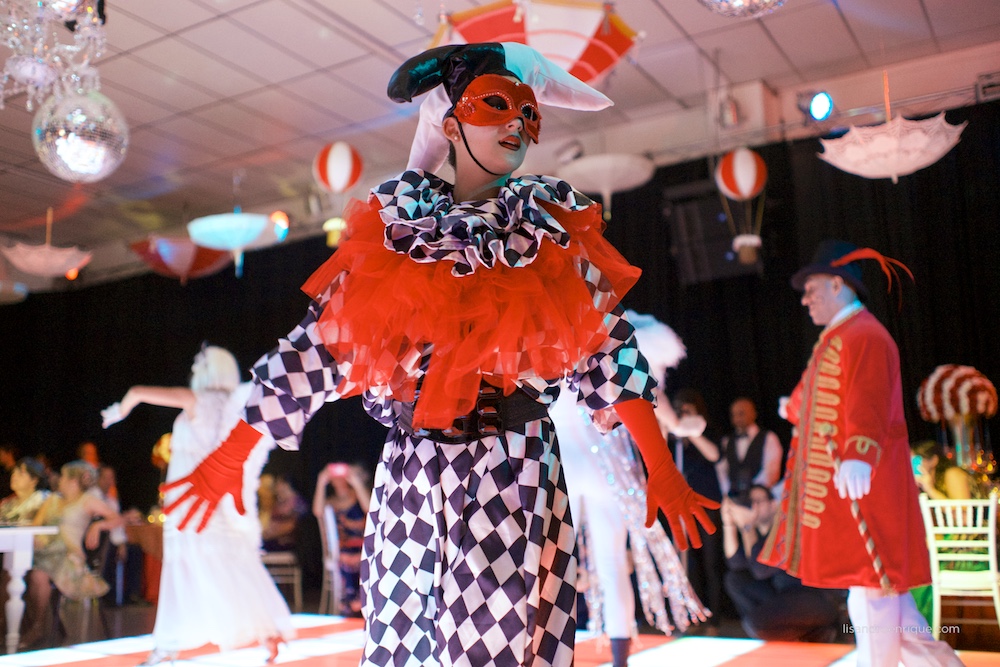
[190,345,241,392]
[61,460,98,491]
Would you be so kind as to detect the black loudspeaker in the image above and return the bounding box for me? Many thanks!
[663,180,762,285]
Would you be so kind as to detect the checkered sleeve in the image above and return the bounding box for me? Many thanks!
[244,300,354,451]
[576,303,658,434]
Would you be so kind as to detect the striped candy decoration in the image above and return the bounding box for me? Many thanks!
[917,364,998,422]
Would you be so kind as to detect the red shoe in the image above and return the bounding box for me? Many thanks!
[265,636,284,664]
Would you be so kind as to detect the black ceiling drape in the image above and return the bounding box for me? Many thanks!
[2,100,997,511]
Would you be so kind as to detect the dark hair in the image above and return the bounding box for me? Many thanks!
[673,388,709,418]
[16,457,49,490]
[748,483,774,500]
[910,440,955,480]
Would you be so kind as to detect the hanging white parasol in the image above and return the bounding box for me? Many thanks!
[0,257,29,305]
[0,207,92,278]
[818,71,966,184]
[556,153,655,220]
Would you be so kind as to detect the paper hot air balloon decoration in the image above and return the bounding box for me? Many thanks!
[714,147,768,265]
[313,142,363,194]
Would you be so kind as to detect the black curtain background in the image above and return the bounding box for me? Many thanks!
[2,100,998,514]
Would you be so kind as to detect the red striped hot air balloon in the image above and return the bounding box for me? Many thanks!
[713,147,769,264]
[312,142,363,194]
[714,147,767,201]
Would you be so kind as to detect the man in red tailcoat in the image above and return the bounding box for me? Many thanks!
[759,240,963,667]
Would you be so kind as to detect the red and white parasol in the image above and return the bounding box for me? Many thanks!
[130,234,232,285]
[432,0,639,85]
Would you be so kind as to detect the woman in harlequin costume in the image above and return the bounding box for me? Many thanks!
[102,346,293,666]
[162,43,717,667]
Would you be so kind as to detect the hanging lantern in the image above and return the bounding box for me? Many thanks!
[714,147,768,265]
[312,142,363,194]
[130,234,232,285]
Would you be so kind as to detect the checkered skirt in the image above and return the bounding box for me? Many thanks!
[361,418,576,667]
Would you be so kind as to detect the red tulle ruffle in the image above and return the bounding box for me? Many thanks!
[301,198,641,429]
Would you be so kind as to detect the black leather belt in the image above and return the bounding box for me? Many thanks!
[396,383,549,444]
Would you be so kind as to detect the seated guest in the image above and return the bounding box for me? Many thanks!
[0,457,50,523]
[92,464,145,605]
[723,484,841,642]
[259,474,307,553]
[313,462,371,617]
[21,461,123,649]
[909,440,988,626]
[911,440,987,500]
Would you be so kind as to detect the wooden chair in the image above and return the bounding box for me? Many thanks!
[317,504,344,616]
[260,550,303,612]
[918,495,1000,639]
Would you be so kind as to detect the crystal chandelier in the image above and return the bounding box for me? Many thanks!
[697,0,785,19]
[0,0,107,111]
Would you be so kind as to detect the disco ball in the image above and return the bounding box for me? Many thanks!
[697,0,785,18]
[32,90,129,183]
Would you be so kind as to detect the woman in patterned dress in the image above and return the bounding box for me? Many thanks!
[162,43,718,667]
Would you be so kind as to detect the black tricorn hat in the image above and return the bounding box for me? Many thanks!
[791,239,915,302]
[387,43,513,114]
[791,239,870,299]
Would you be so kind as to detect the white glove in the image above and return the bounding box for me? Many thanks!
[101,402,124,429]
[834,460,872,500]
[777,396,790,420]
[670,415,707,438]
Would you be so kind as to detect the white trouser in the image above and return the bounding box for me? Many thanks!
[847,587,965,667]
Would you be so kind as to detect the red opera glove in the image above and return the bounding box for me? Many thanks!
[161,420,261,532]
[616,398,720,550]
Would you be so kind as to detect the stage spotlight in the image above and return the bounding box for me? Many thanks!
[798,91,834,121]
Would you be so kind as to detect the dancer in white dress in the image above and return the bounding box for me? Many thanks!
[102,345,293,665]
[551,313,707,667]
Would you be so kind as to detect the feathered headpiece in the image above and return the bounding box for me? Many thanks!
[791,239,913,301]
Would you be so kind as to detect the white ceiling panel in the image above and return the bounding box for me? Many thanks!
[838,0,935,51]
[693,23,793,84]
[283,72,393,125]
[762,2,862,73]
[236,87,345,137]
[157,115,261,156]
[938,24,1000,52]
[925,0,1000,38]
[116,0,218,34]
[638,40,714,100]
[180,19,316,84]
[97,55,220,111]
[188,101,303,146]
[232,3,371,69]
[131,39,265,98]
[101,10,169,52]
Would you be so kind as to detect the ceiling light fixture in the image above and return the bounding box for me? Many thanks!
[798,91,834,122]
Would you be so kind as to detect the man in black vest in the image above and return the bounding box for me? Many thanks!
[717,398,783,501]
